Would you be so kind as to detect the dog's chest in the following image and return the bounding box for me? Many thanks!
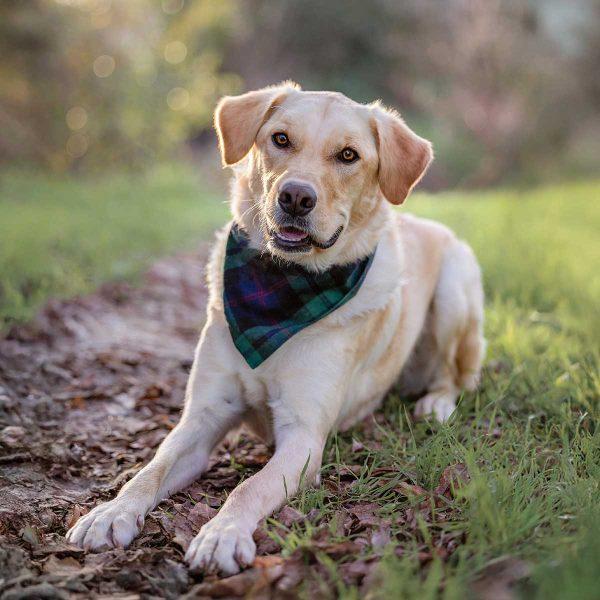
[236,371,279,442]
[238,371,269,408]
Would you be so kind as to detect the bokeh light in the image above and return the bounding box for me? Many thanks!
[93,55,115,78]
[66,107,88,131]
[66,133,89,158]
[164,41,187,64]
[162,0,185,15]
[167,87,190,111]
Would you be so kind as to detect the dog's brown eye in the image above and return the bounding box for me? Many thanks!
[338,147,359,163]
[272,132,290,148]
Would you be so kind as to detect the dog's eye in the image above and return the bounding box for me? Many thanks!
[272,132,290,148]
[338,147,359,163]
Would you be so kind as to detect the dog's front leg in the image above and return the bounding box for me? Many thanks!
[185,395,333,575]
[185,427,325,575]
[66,325,244,551]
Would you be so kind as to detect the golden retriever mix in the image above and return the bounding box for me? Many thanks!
[67,82,485,574]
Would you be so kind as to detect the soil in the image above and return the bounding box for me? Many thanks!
[0,246,499,599]
[1,248,260,598]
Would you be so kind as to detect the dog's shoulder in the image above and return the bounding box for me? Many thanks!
[399,213,456,244]
[398,213,459,292]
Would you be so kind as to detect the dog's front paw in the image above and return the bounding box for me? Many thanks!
[66,499,143,551]
[185,517,256,576]
[414,391,457,422]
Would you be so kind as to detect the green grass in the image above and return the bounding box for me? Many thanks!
[411,181,600,343]
[1,170,598,597]
[271,180,599,598]
[0,165,228,328]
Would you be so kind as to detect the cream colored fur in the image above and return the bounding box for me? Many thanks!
[66,84,485,575]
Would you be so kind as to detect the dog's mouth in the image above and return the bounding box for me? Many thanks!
[270,226,343,253]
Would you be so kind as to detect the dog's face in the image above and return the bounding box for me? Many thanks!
[215,83,432,267]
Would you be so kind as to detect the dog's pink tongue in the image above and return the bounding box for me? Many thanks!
[279,227,309,242]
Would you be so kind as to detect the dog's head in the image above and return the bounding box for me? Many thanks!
[215,82,432,269]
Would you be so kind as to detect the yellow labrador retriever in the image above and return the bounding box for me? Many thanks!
[67,82,485,574]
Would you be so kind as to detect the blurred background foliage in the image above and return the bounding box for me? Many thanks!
[0,0,240,171]
[1,0,599,187]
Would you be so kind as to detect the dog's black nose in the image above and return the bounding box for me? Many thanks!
[278,181,317,217]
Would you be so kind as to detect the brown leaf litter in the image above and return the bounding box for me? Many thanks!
[0,246,494,598]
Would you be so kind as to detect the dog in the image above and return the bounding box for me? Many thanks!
[66,82,485,575]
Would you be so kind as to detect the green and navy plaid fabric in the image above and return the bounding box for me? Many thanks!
[223,223,376,369]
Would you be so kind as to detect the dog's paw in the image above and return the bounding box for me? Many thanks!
[414,392,456,422]
[185,517,256,576]
[66,499,143,551]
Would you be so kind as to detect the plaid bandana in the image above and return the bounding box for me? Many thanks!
[223,223,375,369]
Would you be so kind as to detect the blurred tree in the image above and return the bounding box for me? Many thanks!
[219,0,595,187]
[389,0,571,186]
[0,0,597,185]
[561,0,600,176]
[0,0,240,171]
[219,0,404,103]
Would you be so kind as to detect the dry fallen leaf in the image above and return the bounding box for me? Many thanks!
[312,539,363,559]
[20,524,43,547]
[43,555,83,576]
[394,481,429,497]
[371,525,391,549]
[65,504,88,530]
[471,556,531,600]
[189,561,285,598]
[253,524,281,555]
[187,501,218,526]
[434,463,470,498]
[339,559,374,584]
[0,425,26,447]
[349,503,382,528]
[275,505,305,527]
[253,555,284,568]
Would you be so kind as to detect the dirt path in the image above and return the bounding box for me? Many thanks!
[0,247,296,598]
[1,246,482,599]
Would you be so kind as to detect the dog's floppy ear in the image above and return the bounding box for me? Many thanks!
[215,82,300,166]
[370,103,433,205]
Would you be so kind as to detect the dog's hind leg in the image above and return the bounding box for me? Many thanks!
[414,239,485,421]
